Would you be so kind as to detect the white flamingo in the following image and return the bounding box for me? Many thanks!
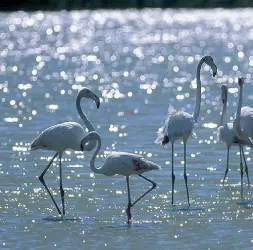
[30,87,100,216]
[155,55,217,206]
[81,131,161,225]
[233,77,253,200]
[217,84,251,185]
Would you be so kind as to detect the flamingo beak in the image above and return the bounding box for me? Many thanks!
[211,64,217,77]
[238,77,244,86]
[91,94,100,109]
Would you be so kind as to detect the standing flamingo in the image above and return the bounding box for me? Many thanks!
[233,77,253,200]
[217,84,251,185]
[31,87,100,216]
[81,131,161,224]
[155,55,217,206]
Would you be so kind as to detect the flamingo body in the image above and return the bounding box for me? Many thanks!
[156,110,195,145]
[31,122,85,152]
[81,131,161,224]
[31,87,100,216]
[100,152,161,176]
[155,55,217,206]
[233,77,253,200]
[218,122,252,147]
[217,84,251,185]
[239,106,253,138]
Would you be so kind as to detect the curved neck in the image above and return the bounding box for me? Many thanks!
[76,95,95,132]
[193,58,204,122]
[220,94,227,126]
[90,135,104,174]
[234,84,244,138]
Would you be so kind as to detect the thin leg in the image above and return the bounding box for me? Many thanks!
[39,153,62,215]
[184,142,190,206]
[223,146,230,185]
[125,174,156,224]
[239,144,244,200]
[125,176,132,224]
[59,153,65,216]
[171,143,175,206]
[242,147,250,187]
[131,175,157,207]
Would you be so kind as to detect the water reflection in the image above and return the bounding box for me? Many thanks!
[1,7,253,250]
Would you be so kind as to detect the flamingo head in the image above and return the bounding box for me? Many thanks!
[77,87,100,108]
[203,55,217,77]
[238,76,244,87]
[221,84,228,104]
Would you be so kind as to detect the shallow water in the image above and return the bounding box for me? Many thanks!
[1,8,253,249]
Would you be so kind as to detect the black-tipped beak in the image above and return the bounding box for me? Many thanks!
[212,64,217,78]
[92,94,100,109]
[238,77,244,86]
[96,98,100,109]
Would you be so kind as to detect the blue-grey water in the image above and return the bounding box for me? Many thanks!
[1,8,253,249]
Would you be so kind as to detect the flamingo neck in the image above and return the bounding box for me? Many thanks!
[90,134,104,174]
[193,58,204,122]
[220,94,227,126]
[76,94,95,132]
[234,84,244,138]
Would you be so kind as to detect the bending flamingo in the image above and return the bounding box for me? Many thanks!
[81,131,161,224]
[155,55,217,206]
[217,84,251,185]
[31,87,100,216]
[233,77,253,200]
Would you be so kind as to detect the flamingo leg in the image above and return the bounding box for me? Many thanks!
[125,176,132,224]
[171,143,175,206]
[223,146,230,185]
[125,175,157,224]
[184,141,190,206]
[59,153,65,216]
[239,144,244,200]
[131,175,157,207]
[241,147,250,187]
[39,152,62,215]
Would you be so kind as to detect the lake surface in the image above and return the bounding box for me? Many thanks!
[1,8,253,249]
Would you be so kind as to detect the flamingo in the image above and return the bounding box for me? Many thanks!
[30,87,100,216]
[81,131,161,225]
[233,76,253,200]
[155,55,217,206]
[217,84,251,185]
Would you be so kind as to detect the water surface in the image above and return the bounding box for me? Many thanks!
[1,8,253,249]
